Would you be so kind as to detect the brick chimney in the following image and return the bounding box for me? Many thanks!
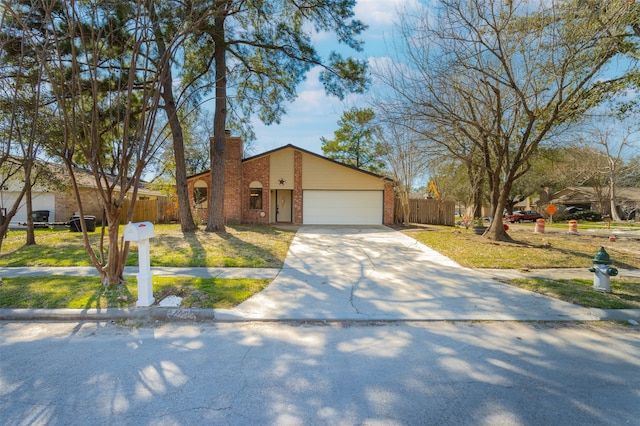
[223,131,243,222]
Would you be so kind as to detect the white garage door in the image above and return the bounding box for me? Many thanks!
[303,190,383,225]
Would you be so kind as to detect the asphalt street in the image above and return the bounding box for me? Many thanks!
[1,225,639,424]
[1,321,639,425]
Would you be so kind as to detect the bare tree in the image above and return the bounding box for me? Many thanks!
[379,0,638,240]
[376,118,431,225]
[4,0,169,285]
[584,116,640,221]
[0,4,48,250]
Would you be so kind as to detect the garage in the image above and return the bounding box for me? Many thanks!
[302,190,383,225]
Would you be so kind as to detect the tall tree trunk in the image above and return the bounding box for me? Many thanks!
[25,177,35,246]
[468,161,484,221]
[485,175,512,241]
[485,197,510,241]
[398,185,410,225]
[160,64,197,232]
[149,2,197,232]
[609,176,621,221]
[206,13,227,233]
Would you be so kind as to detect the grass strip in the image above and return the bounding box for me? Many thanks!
[505,276,640,309]
[0,276,270,309]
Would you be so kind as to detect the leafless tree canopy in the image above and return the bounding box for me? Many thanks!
[377,0,638,240]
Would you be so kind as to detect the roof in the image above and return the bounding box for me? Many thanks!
[551,186,640,203]
[188,144,393,182]
[4,161,164,198]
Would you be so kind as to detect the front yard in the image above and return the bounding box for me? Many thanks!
[0,222,638,310]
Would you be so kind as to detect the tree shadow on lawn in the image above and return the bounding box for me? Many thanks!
[486,231,640,270]
[187,225,293,268]
[149,225,292,268]
[82,282,135,310]
[214,231,286,267]
[509,241,639,270]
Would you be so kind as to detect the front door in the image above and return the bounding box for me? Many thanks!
[275,190,292,222]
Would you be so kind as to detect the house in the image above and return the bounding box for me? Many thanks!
[549,186,640,219]
[186,134,395,225]
[1,163,168,227]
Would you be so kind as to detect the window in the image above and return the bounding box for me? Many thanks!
[250,188,262,209]
[194,187,207,206]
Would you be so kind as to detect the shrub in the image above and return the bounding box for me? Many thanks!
[567,210,602,222]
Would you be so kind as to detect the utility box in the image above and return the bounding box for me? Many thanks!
[123,221,154,242]
[123,221,155,307]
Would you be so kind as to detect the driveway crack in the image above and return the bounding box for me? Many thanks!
[349,277,361,314]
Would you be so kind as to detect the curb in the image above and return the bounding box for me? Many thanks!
[588,308,640,321]
[0,308,216,322]
[1,308,639,323]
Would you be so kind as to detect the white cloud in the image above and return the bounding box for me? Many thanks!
[368,55,395,74]
[355,0,420,26]
[251,2,428,154]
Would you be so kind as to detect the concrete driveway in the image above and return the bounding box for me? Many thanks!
[221,226,595,321]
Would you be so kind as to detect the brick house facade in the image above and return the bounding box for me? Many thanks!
[187,134,395,225]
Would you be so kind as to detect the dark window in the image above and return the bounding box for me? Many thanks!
[194,187,207,206]
[250,188,262,209]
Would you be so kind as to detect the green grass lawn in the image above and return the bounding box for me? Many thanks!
[1,222,638,310]
[0,276,270,310]
[402,223,640,309]
[0,224,295,267]
[0,224,293,309]
[404,223,640,269]
[509,277,640,309]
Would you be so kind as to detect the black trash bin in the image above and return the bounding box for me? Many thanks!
[69,215,96,232]
[32,210,50,228]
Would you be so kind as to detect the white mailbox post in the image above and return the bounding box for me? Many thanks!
[123,221,155,307]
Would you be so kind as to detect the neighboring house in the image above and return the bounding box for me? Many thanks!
[549,186,640,219]
[187,134,395,225]
[1,163,167,227]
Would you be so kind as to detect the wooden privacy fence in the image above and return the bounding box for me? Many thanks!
[120,198,179,224]
[395,198,455,226]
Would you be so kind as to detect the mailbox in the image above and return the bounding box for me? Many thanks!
[123,221,155,307]
[123,221,154,242]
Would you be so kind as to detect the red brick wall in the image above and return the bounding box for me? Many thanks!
[383,180,395,225]
[241,156,270,224]
[188,135,244,224]
[293,150,303,224]
[223,136,243,223]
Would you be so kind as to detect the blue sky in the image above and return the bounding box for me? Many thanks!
[246,0,421,156]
